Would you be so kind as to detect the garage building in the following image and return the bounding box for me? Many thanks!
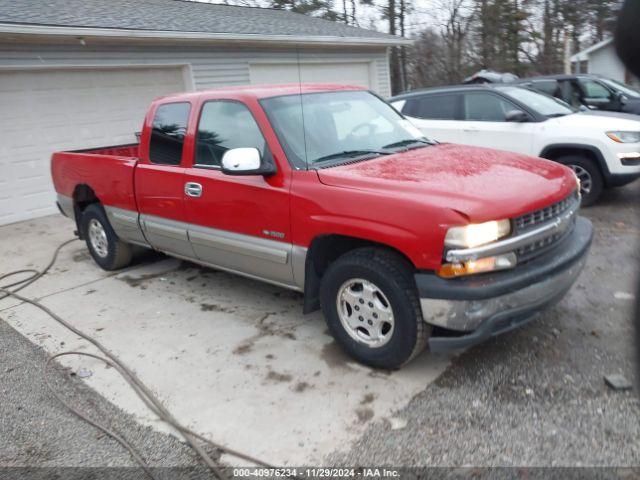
[0,0,408,225]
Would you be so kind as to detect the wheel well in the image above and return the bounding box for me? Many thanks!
[72,184,100,238]
[302,234,415,314]
[539,146,605,177]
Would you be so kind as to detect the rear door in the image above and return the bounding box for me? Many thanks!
[400,93,464,143]
[182,99,294,287]
[135,101,195,258]
[458,92,535,155]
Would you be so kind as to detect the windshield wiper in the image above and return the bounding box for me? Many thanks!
[546,113,570,118]
[312,149,392,164]
[382,138,434,150]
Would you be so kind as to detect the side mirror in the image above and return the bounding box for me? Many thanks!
[616,91,628,105]
[221,147,276,176]
[505,110,529,122]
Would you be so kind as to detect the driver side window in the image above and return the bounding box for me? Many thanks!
[579,80,611,100]
[195,101,268,168]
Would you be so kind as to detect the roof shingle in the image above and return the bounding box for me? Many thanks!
[0,0,402,43]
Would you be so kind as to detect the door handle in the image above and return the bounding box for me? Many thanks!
[185,182,203,198]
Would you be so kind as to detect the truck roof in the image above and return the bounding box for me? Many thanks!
[156,83,368,103]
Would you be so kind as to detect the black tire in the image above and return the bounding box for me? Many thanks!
[80,204,133,271]
[319,247,430,369]
[557,155,603,207]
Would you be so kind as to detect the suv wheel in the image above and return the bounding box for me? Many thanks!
[81,204,133,271]
[319,248,430,369]
[558,155,603,207]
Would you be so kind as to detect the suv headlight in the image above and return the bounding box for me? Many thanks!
[606,131,640,143]
[444,219,511,248]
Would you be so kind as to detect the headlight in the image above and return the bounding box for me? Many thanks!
[444,219,511,249]
[606,131,640,143]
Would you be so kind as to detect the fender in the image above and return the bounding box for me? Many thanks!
[300,230,425,315]
[539,143,610,175]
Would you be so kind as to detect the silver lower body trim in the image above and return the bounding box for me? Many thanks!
[103,207,306,290]
[56,194,74,218]
[421,255,587,332]
[165,250,303,292]
[291,245,307,290]
[105,206,150,247]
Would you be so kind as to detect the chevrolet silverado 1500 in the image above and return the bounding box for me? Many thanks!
[51,84,593,369]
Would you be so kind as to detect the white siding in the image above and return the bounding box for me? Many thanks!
[0,43,392,97]
[587,44,626,83]
[0,67,186,225]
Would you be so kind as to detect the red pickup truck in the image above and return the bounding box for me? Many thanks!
[52,84,593,369]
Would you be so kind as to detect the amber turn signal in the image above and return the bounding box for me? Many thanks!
[437,253,517,278]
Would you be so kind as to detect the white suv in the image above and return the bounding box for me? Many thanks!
[390,85,640,205]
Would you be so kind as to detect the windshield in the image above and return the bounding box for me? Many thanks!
[260,90,431,169]
[499,86,576,117]
[601,78,640,98]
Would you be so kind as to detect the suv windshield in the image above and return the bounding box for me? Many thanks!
[260,90,431,169]
[499,86,576,117]
[600,78,640,98]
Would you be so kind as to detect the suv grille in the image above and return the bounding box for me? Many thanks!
[514,191,579,261]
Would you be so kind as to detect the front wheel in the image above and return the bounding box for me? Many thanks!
[558,155,603,207]
[319,248,430,369]
[81,204,133,271]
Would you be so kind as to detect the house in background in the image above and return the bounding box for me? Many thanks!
[571,37,638,85]
[0,0,408,226]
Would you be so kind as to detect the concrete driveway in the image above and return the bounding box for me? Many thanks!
[0,214,451,467]
[1,184,639,469]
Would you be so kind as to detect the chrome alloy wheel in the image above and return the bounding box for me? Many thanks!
[570,164,592,195]
[336,278,395,348]
[88,218,109,258]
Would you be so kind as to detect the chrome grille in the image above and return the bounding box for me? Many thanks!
[515,191,579,231]
[514,191,579,261]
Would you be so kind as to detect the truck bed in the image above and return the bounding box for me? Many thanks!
[71,143,140,157]
[51,143,140,212]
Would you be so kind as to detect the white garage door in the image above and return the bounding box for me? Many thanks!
[249,62,373,89]
[0,67,186,226]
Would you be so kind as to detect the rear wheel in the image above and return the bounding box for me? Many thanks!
[81,204,133,271]
[558,155,603,207]
[319,248,430,369]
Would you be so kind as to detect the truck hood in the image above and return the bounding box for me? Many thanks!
[316,143,577,223]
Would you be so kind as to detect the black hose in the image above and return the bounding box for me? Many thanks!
[0,239,281,480]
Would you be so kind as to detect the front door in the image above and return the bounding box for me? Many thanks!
[458,92,535,156]
[183,100,294,287]
[577,78,616,111]
[135,101,195,258]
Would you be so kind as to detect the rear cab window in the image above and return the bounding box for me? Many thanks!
[149,102,191,165]
[402,94,460,120]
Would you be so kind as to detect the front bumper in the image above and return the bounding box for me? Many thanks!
[416,217,593,353]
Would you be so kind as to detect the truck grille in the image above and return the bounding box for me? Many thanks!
[515,191,579,231]
[514,191,580,261]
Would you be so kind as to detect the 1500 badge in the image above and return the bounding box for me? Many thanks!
[262,229,285,239]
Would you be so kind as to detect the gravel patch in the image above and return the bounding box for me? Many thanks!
[329,185,640,468]
[0,319,213,473]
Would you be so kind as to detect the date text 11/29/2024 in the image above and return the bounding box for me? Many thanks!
[232,468,400,478]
